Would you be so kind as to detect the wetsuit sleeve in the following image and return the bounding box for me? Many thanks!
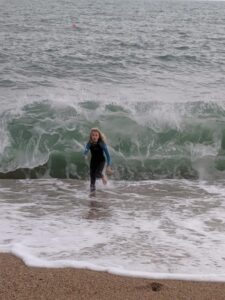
[101,143,112,166]
[83,142,91,156]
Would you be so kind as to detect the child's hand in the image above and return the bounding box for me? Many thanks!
[106,166,114,176]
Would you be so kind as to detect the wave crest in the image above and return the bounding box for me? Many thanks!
[0,100,225,180]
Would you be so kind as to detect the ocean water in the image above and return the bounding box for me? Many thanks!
[1,0,225,281]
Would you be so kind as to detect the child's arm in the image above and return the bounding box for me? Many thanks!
[101,143,112,166]
[101,143,114,175]
[83,142,91,157]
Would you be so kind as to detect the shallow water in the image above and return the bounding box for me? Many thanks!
[1,179,225,280]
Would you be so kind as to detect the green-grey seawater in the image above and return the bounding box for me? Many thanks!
[1,0,225,180]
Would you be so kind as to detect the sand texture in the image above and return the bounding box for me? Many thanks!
[0,253,225,300]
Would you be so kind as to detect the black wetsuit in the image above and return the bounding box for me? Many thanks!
[83,141,111,191]
[90,142,105,188]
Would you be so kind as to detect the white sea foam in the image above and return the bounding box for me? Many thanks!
[1,179,225,281]
[5,244,225,282]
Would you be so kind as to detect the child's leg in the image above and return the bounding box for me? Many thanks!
[90,167,96,191]
[102,175,107,185]
[95,161,107,185]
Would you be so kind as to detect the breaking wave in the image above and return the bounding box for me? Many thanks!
[0,100,225,180]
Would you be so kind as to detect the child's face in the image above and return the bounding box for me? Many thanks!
[91,131,99,143]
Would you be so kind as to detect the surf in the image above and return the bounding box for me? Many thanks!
[0,100,225,180]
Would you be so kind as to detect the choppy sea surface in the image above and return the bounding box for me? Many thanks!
[1,0,225,280]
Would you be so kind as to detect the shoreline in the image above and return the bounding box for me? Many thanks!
[1,253,225,300]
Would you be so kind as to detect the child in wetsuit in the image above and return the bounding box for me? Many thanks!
[83,128,113,191]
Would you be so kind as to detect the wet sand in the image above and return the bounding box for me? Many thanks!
[0,253,225,300]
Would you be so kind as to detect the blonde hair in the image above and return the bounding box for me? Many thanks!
[89,128,106,143]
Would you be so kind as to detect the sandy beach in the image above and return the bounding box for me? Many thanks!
[0,253,225,300]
